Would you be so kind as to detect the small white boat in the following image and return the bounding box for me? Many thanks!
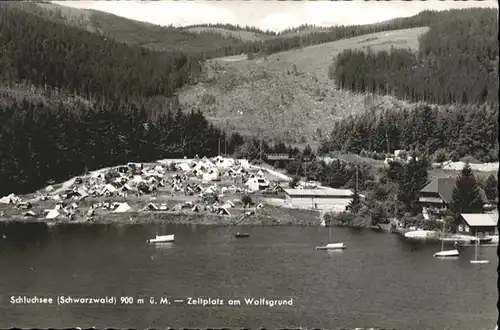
[405,230,439,239]
[316,225,346,250]
[434,222,459,258]
[316,243,346,250]
[434,249,459,257]
[470,233,490,264]
[147,234,174,243]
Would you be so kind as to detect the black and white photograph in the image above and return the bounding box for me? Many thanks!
[0,0,498,329]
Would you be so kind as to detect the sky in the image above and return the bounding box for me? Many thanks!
[54,1,498,33]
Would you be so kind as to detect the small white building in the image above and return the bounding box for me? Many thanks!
[283,188,355,212]
[245,177,270,192]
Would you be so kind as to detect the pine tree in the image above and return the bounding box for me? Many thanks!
[449,163,484,215]
[484,174,498,202]
[346,186,362,213]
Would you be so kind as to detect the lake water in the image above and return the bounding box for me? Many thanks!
[0,222,497,329]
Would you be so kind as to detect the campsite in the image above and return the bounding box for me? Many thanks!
[0,156,318,226]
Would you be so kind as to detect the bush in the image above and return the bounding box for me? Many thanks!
[202,192,218,205]
[289,175,300,188]
[449,151,460,162]
[241,195,252,208]
[432,148,447,163]
[169,162,177,172]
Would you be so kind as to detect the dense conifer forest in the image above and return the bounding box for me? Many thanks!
[5,2,450,59]
[322,8,499,162]
[0,5,204,103]
[318,104,499,162]
[330,8,499,105]
[0,97,245,196]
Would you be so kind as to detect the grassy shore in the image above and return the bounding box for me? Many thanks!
[0,202,321,227]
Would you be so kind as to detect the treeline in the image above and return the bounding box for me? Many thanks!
[236,142,374,192]
[0,5,204,103]
[249,9,442,56]
[182,23,277,36]
[7,3,457,62]
[318,104,499,162]
[0,98,246,196]
[330,8,499,105]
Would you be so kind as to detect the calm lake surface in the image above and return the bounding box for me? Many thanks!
[0,222,497,329]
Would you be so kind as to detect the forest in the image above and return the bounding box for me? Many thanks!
[4,3,453,60]
[0,5,244,196]
[318,104,499,163]
[0,96,249,196]
[0,5,204,103]
[330,8,499,106]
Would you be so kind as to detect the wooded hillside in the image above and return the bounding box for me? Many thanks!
[0,4,247,196]
[0,4,203,103]
[9,2,446,59]
[318,104,499,162]
[330,8,499,105]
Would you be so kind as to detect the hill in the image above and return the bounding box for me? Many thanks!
[183,26,272,42]
[178,27,429,143]
[330,8,499,105]
[10,2,443,60]
[0,3,249,196]
[318,8,499,162]
[9,2,246,55]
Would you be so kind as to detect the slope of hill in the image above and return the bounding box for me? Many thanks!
[184,26,271,42]
[0,3,247,196]
[330,8,499,105]
[9,2,245,54]
[11,2,444,60]
[178,27,429,143]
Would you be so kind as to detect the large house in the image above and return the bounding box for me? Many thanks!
[419,178,488,218]
[419,178,457,209]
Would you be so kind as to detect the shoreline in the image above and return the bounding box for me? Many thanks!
[0,206,325,227]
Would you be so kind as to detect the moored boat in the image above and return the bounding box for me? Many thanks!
[234,232,249,238]
[147,234,174,243]
[433,221,459,258]
[469,237,492,244]
[315,243,346,250]
[405,230,439,239]
[433,249,459,257]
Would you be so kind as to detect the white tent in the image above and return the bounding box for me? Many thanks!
[0,193,21,204]
[100,184,117,195]
[46,209,60,219]
[218,207,231,216]
[113,202,132,213]
[154,165,165,173]
[177,163,191,172]
[221,201,235,209]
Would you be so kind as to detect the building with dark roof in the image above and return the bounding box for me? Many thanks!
[419,177,488,208]
[419,178,457,207]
